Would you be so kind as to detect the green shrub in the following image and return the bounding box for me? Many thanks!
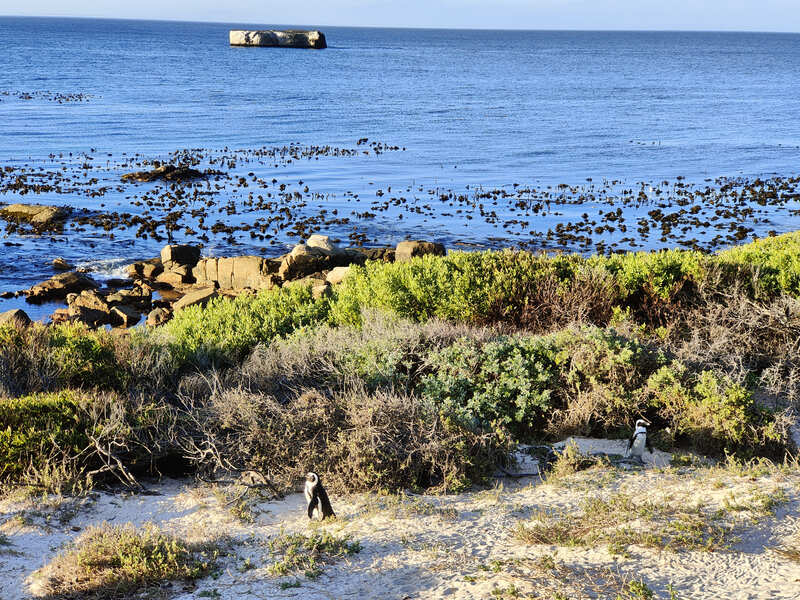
[267,530,360,578]
[718,231,800,296]
[419,326,664,440]
[598,249,706,300]
[163,284,330,367]
[647,367,789,457]
[420,336,560,438]
[0,391,88,481]
[49,324,123,390]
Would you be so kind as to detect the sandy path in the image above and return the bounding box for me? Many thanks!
[1,442,799,600]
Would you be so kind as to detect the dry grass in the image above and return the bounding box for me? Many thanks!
[29,522,220,600]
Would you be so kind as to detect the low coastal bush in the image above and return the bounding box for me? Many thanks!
[718,230,800,296]
[267,531,361,579]
[162,284,330,367]
[0,390,180,492]
[0,391,88,482]
[30,523,218,600]
[0,322,174,397]
[418,326,790,456]
[180,384,505,494]
[3,234,800,492]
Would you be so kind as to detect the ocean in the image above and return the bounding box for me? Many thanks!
[1,17,800,320]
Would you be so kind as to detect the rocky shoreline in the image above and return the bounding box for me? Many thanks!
[0,236,445,330]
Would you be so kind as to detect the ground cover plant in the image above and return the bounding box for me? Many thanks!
[1,233,800,494]
[29,522,219,599]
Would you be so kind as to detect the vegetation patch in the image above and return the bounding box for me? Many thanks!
[266,530,361,579]
[30,523,218,599]
[514,492,733,553]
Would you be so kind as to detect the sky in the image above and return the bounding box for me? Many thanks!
[1,0,799,32]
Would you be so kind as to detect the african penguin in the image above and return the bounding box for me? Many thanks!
[304,471,335,520]
[625,419,653,462]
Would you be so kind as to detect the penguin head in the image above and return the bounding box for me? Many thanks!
[635,419,650,429]
[306,472,319,485]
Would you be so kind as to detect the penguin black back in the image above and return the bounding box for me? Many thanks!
[305,471,335,520]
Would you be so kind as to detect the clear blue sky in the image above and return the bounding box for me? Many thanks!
[2,0,799,32]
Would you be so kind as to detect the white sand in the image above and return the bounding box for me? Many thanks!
[2,442,799,600]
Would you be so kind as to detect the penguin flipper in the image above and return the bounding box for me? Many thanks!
[307,488,319,519]
[646,438,654,454]
[318,486,336,519]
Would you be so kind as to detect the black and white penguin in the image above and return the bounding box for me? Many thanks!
[625,419,653,461]
[304,472,335,520]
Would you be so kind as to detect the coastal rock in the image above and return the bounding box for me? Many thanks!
[0,309,31,327]
[325,266,351,285]
[69,289,110,313]
[121,165,205,183]
[305,234,338,255]
[49,308,71,325]
[68,305,109,328]
[395,240,446,262]
[107,287,152,310]
[52,257,73,271]
[146,307,171,327]
[128,258,163,280]
[110,305,140,328]
[278,244,332,280]
[0,203,69,226]
[156,270,187,288]
[160,245,201,270]
[26,271,97,302]
[229,29,327,50]
[173,287,217,312]
[202,256,280,289]
[358,247,395,262]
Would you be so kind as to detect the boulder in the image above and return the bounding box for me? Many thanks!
[26,272,97,302]
[156,270,187,288]
[202,256,279,290]
[395,241,446,263]
[121,165,204,183]
[127,258,163,280]
[0,203,69,226]
[358,247,395,263]
[305,234,338,255]
[173,287,217,312]
[110,305,140,328]
[0,309,31,327]
[278,244,331,281]
[69,290,110,313]
[49,308,71,324]
[160,244,201,270]
[312,282,330,300]
[68,305,109,328]
[52,257,73,271]
[229,29,327,49]
[325,266,351,285]
[107,287,152,310]
[146,307,171,327]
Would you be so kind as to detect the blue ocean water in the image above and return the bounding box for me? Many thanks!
[1,17,800,320]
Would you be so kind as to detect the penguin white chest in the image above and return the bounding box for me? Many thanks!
[631,431,646,457]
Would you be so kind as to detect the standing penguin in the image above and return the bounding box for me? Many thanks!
[304,472,335,520]
[625,419,653,462]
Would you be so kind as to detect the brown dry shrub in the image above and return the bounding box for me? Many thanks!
[664,278,800,409]
[179,383,506,495]
[482,269,618,333]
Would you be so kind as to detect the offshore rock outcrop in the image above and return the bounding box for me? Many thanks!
[229,30,327,49]
[31,235,444,329]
